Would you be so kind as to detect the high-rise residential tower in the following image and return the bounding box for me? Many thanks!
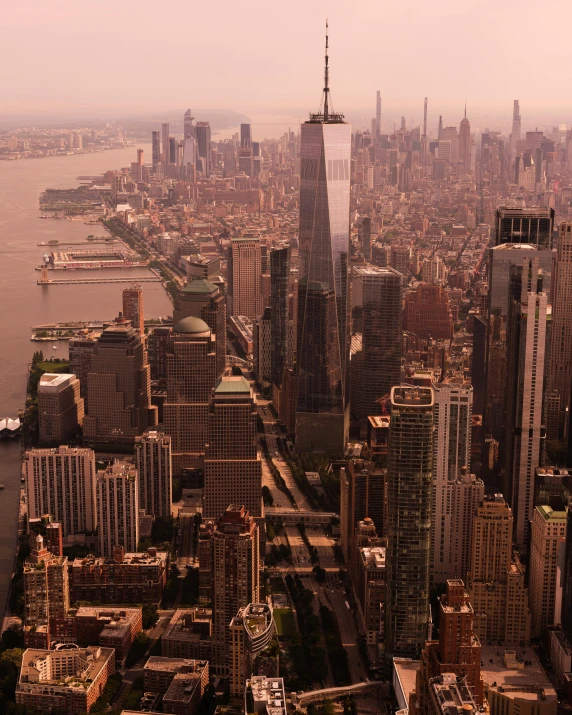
[511,100,521,152]
[96,460,139,558]
[195,121,211,177]
[296,28,352,453]
[135,429,172,518]
[227,237,263,320]
[25,446,97,540]
[164,317,217,475]
[203,377,263,520]
[83,316,157,446]
[122,285,144,335]
[385,386,434,663]
[504,258,550,550]
[201,506,260,675]
[431,382,473,583]
[161,122,170,166]
[152,131,161,171]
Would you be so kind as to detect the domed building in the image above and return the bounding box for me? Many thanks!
[164,312,218,476]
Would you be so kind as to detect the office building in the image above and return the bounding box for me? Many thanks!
[270,245,291,391]
[563,509,572,641]
[350,265,402,427]
[23,535,69,646]
[227,237,263,320]
[376,90,381,140]
[431,383,473,583]
[495,206,554,248]
[529,505,567,637]
[174,279,226,378]
[161,122,170,166]
[147,326,171,381]
[152,130,161,171]
[184,109,195,139]
[504,258,550,549]
[135,429,172,518]
[409,580,484,715]
[68,334,96,409]
[70,548,168,604]
[386,386,434,662]
[122,284,144,335]
[458,108,471,169]
[201,506,260,675]
[25,446,97,540]
[83,316,157,446]
[229,603,277,695]
[195,121,211,177]
[96,461,139,558]
[37,373,84,444]
[16,646,115,715]
[295,33,351,453]
[548,222,572,440]
[164,317,217,476]
[403,284,454,340]
[488,243,552,316]
[253,307,272,385]
[466,495,531,645]
[203,377,263,520]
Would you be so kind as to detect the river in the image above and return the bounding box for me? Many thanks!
[0,144,172,620]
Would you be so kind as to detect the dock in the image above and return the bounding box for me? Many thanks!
[38,275,162,285]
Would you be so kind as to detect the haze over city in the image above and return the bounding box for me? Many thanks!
[2,0,572,130]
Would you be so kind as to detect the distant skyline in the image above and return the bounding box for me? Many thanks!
[2,0,571,132]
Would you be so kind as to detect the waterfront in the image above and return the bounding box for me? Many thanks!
[0,143,171,620]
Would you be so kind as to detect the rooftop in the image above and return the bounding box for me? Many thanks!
[535,504,567,522]
[180,278,218,294]
[391,385,434,407]
[38,373,77,391]
[18,646,114,692]
[481,646,557,703]
[245,676,286,715]
[214,376,251,395]
[172,316,211,335]
[429,673,478,715]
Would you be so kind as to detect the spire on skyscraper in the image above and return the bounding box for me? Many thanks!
[311,21,343,124]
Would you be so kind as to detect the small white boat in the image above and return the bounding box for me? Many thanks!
[52,344,58,350]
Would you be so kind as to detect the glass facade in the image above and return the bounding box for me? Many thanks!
[270,245,290,388]
[296,121,351,451]
[385,386,434,663]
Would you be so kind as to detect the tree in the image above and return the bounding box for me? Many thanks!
[142,604,158,629]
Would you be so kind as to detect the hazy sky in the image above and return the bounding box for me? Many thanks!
[2,0,571,127]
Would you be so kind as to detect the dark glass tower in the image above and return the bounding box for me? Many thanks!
[385,386,434,664]
[270,245,291,390]
[295,26,351,453]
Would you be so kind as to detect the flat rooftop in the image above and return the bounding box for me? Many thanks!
[481,646,557,703]
[38,373,76,391]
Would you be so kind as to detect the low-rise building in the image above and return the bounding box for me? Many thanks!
[427,673,479,715]
[16,645,115,715]
[161,608,213,661]
[244,676,286,715]
[70,547,168,604]
[74,607,142,666]
[145,657,209,715]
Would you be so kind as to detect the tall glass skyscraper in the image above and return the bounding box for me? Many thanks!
[295,29,351,453]
[385,386,434,664]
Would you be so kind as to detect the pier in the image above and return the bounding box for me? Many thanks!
[38,275,162,285]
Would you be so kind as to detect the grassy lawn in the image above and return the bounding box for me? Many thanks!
[37,361,69,372]
[273,607,295,637]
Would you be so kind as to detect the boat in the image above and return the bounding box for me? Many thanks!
[52,344,58,350]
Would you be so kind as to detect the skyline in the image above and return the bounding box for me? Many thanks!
[2,0,572,127]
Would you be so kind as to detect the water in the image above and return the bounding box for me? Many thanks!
[0,144,172,620]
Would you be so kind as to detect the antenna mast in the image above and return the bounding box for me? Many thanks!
[323,21,329,122]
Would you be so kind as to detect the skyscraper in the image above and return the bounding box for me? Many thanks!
[511,99,521,152]
[375,91,381,140]
[83,316,157,446]
[152,130,161,171]
[296,28,351,453]
[466,495,531,645]
[504,258,550,550]
[173,279,227,379]
[37,373,84,444]
[495,206,555,248]
[122,284,144,335]
[270,245,291,391]
[562,509,572,641]
[458,106,471,169]
[161,122,170,167]
[184,108,195,139]
[385,386,434,663]
[548,222,572,440]
[164,317,217,476]
[431,382,473,583]
[195,121,211,177]
[25,446,97,540]
[135,429,172,519]
[201,506,260,675]
[227,237,263,320]
[203,377,263,520]
[96,460,139,558]
[350,265,402,429]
